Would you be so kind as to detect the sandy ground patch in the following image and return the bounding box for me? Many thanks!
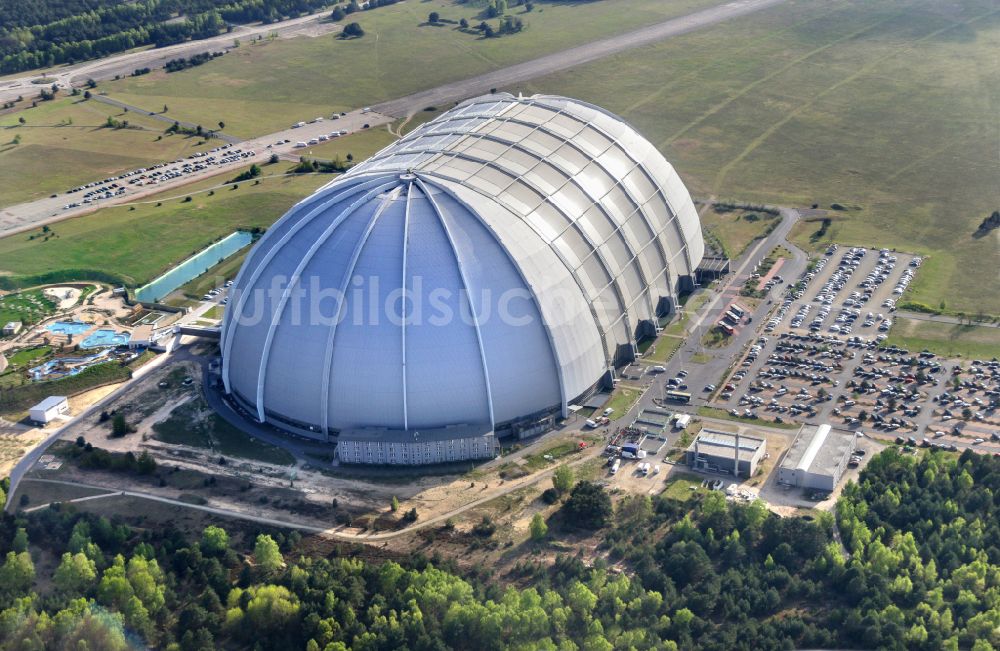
[43,286,81,309]
[0,430,44,478]
[68,383,126,414]
[84,288,133,319]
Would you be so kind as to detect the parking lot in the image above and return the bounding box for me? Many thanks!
[62,144,256,210]
[709,324,1000,455]
[765,244,922,342]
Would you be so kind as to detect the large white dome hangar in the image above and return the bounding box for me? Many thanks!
[220,93,705,465]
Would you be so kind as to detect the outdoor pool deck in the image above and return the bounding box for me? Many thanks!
[45,321,91,336]
[80,329,130,349]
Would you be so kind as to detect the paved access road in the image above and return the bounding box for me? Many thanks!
[622,207,808,426]
[373,0,790,118]
[0,12,341,105]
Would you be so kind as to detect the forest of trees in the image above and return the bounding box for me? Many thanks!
[0,447,997,649]
[0,0,333,74]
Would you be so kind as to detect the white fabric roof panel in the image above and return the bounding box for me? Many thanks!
[221,94,704,439]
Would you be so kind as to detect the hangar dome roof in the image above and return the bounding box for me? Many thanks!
[221,94,704,437]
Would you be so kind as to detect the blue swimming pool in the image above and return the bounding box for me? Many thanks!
[46,321,91,335]
[80,329,130,349]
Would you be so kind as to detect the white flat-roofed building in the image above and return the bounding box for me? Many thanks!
[777,424,858,491]
[2,321,22,336]
[29,396,69,425]
[129,325,154,349]
[685,429,767,478]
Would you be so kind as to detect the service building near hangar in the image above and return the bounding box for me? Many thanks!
[777,424,859,492]
[220,94,706,465]
[685,429,768,479]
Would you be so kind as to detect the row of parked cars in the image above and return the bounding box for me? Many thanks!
[294,130,349,147]
[202,279,234,302]
[62,144,254,209]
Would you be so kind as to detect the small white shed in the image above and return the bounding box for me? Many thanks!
[29,396,69,425]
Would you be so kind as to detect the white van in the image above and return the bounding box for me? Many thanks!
[610,459,621,475]
[585,419,598,429]
[294,142,307,148]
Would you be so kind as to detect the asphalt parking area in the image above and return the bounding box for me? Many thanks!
[768,245,921,342]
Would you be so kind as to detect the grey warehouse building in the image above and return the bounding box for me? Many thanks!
[777,424,858,492]
[220,93,705,465]
[685,429,767,478]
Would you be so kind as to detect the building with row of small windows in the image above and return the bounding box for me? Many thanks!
[335,425,499,465]
[685,429,767,478]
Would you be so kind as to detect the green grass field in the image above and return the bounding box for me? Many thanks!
[604,385,642,417]
[523,441,582,471]
[5,346,51,367]
[99,0,720,136]
[661,474,707,502]
[153,396,295,466]
[699,207,779,259]
[886,317,1000,360]
[0,289,57,329]
[520,0,1000,315]
[300,123,400,162]
[0,169,329,286]
[0,96,213,207]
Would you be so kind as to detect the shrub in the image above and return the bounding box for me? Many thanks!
[342,22,364,38]
[472,515,496,537]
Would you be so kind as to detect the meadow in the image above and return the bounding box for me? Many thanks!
[0,289,57,329]
[519,0,1000,315]
[0,96,213,207]
[0,169,329,286]
[100,0,720,136]
[699,207,779,260]
[0,103,447,291]
[886,317,1000,360]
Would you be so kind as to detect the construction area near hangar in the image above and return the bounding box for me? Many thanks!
[777,424,859,492]
[220,93,706,465]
